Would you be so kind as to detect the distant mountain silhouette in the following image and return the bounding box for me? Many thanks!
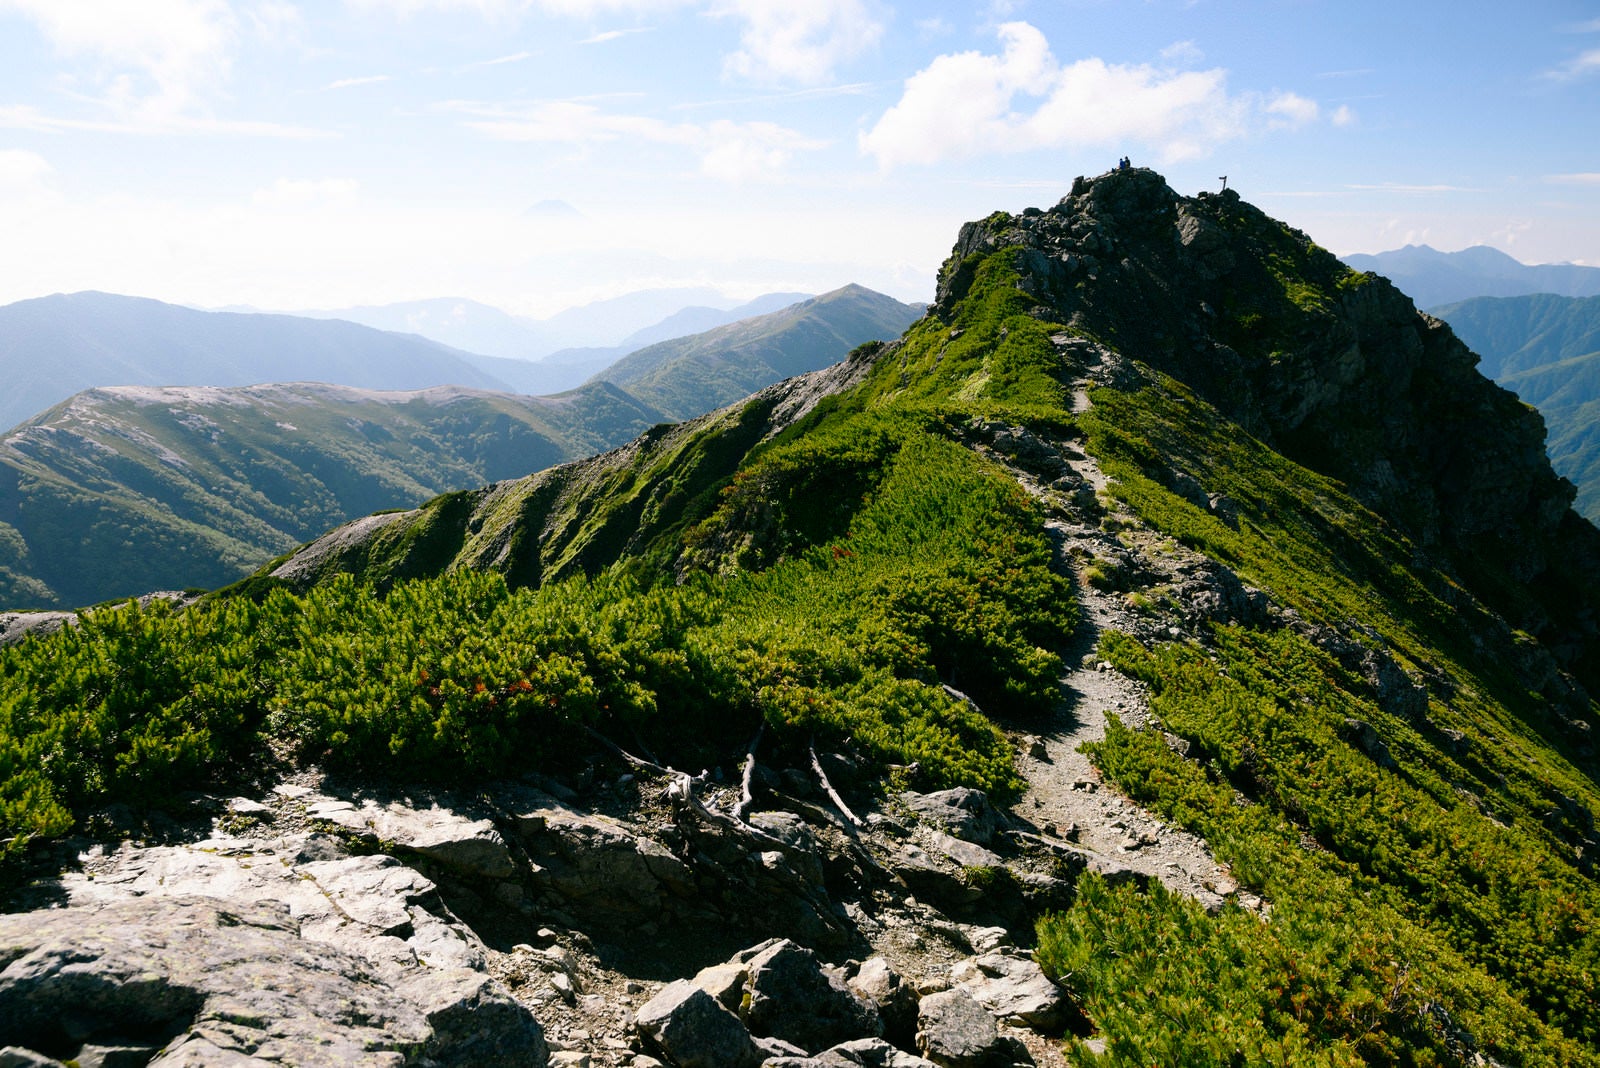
[593,284,926,419]
[1342,244,1600,308]
[0,292,513,432]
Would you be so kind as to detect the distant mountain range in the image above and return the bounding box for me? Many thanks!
[281,289,812,365]
[1431,293,1600,522]
[0,285,921,608]
[593,284,926,419]
[1343,244,1600,308]
[0,292,514,433]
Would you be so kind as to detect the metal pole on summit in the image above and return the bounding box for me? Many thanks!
[1219,176,1228,191]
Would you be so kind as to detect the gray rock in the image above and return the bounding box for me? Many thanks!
[950,950,1067,1030]
[848,958,918,1048]
[315,797,515,879]
[635,980,763,1068]
[1342,718,1397,769]
[916,989,1027,1068]
[0,896,546,1067]
[0,1049,64,1067]
[902,790,999,845]
[742,939,880,1054]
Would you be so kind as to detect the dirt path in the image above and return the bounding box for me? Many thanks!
[987,357,1244,913]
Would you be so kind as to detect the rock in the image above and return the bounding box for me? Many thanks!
[634,980,763,1068]
[0,896,546,1067]
[314,797,515,879]
[849,957,919,1049]
[298,853,436,934]
[691,960,749,1012]
[950,949,1069,1031]
[1342,718,1397,769]
[901,789,999,845]
[742,939,880,1054]
[0,1050,64,1067]
[915,988,1030,1068]
[777,1038,939,1067]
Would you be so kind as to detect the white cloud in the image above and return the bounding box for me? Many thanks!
[446,99,824,180]
[861,22,1330,169]
[0,0,237,117]
[346,0,879,83]
[0,103,332,138]
[252,178,361,206]
[1547,172,1600,185]
[1331,104,1356,127]
[324,74,391,90]
[1264,92,1319,128]
[717,0,884,85]
[0,149,56,199]
[1160,40,1203,65]
[1548,47,1600,80]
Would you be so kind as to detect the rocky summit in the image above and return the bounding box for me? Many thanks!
[2,167,1598,1067]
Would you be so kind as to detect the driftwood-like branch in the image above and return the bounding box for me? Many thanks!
[733,722,765,824]
[582,725,676,779]
[809,738,864,829]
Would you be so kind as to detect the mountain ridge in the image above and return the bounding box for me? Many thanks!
[0,291,516,433]
[1343,243,1600,307]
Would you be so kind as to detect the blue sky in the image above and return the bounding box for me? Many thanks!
[1,1,1596,317]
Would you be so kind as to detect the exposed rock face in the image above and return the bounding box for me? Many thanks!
[0,897,546,1067]
[935,167,1600,683]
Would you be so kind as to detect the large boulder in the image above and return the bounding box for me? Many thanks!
[0,896,546,1067]
[950,949,1069,1031]
[915,989,1030,1068]
[901,790,1000,846]
[635,981,764,1068]
[742,939,880,1054]
[308,796,515,879]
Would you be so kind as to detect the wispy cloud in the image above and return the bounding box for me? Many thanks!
[468,51,535,67]
[861,22,1328,169]
[0,0,238,119]
[717,0,884,86]
[252,177,360,206]
[1545,47,1600,80]
[442,98,826,181]
[324,74,391,90]
[580,27,650,44]
[1546,172,1600,185]
[1316,68,1375,79]
[0,103,333,138]
[1347,183,1487,193]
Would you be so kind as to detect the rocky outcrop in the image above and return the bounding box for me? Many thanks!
[0,896,546,1067]
[934,166,1600,685]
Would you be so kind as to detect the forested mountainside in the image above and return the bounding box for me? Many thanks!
[0,381,659,609]
[2,168,1598,1067]
[1432,294,1600,522]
